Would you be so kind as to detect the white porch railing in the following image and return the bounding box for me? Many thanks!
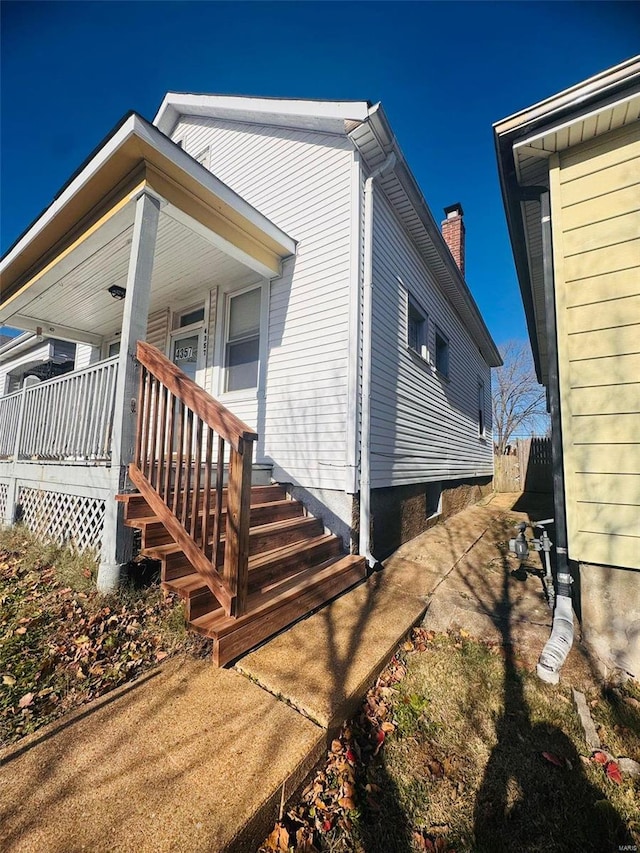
[0,356,119,463]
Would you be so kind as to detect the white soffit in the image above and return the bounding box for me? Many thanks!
[513,90,640,180]
[154,93,370,136]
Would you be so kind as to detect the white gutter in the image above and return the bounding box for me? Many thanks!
[359,152,397,567]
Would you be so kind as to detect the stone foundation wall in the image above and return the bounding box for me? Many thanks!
[368,477,493,561]
[579,562,640,679]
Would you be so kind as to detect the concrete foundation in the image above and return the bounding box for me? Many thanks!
[579,561,640,679]
[284,484,353,551]
[369,476,493,561]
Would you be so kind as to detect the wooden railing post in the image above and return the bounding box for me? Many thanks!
[223,437,254,617]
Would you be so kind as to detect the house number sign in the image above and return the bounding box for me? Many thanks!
[173,336,198,363]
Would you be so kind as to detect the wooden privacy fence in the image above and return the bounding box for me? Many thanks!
[129,341,257,618]
[0,356,119,462]
[494,437,553,494]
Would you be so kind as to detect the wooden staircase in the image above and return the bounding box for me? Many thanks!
[117,342,366,666]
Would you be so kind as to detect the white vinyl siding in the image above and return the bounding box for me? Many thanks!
[370,191,493,488]
[75,344,99,370]
[171,116,354,490]
[550,122,640,570]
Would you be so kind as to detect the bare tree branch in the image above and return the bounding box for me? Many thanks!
[492,340,549,454]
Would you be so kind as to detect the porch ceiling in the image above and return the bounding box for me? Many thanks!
[2,205,260,345]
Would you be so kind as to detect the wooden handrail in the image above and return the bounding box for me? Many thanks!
[136,342,257,452]
[132,341,256,618]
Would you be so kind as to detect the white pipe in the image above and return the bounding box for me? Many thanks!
[537,573,574,684]
[359,152,397,567]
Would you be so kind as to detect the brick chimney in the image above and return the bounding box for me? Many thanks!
[441,202,465,277]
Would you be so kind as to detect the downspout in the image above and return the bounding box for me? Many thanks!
[359,152,397,567]
[536,189,574,684]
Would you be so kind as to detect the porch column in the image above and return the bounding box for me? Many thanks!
[98,190,161,591]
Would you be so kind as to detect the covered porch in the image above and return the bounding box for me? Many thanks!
[0,112,294,587]
[1,113,366,664]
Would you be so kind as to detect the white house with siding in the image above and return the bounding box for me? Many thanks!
[0,94,500,664]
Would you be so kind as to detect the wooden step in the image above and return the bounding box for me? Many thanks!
[117,484,287,520]
[162,534,341,605]
[127,499,305,548]
[248,534,341,592]
[190,555,367,666]
[143,514,323,573]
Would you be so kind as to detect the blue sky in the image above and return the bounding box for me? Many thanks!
[1,1,637,347]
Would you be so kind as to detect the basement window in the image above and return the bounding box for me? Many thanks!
[435,327,450,379]
[408,297,428,360]
[426,482,442,519]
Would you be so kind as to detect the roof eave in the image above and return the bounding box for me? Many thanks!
[1,114,296,304]
[493,54,640,385]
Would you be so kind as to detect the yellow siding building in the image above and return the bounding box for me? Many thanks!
[495,57,640,678]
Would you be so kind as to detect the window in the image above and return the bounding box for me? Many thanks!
[435,328,450,379]
[179,307,205,328]
[407,297,428,359]
[108,341,121,357]
[225,288,261,392]
[478,380,485,437]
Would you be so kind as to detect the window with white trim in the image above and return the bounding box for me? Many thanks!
[178,307,205,328]
[435,327,450,379]
[225,288,261,392]
[407,296,428,360]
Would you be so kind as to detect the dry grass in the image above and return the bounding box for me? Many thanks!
[263,630,640,853]
[0,525,209,745]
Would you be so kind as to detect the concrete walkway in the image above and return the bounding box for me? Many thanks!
[1,493,585,852]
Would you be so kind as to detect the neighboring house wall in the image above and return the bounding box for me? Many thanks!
[0,339,75,395]
[370,191,493,488]
[549,122,640,571]
[549,122,640,676]
[171,117,355,493]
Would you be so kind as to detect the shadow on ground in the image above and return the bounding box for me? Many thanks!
[472,493,633,851]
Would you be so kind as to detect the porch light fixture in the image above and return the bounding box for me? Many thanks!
[108,284,127,300]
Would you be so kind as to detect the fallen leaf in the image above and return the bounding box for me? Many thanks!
[15,627,27,635]
[321,819,332,832]
[330,739,342,754]
[338,796,356,811]
[592,751,610,765]
[155,651,168,662]
[542,752,563,767]
[2,675,16,687]
[18,692,34,708]
[263,822,289,851]
[404,641,414,651]
[606,761,623,784]
[381,721,396,734]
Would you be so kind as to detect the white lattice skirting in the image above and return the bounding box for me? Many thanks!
[17,487,106,553]
[0,482,8,521]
